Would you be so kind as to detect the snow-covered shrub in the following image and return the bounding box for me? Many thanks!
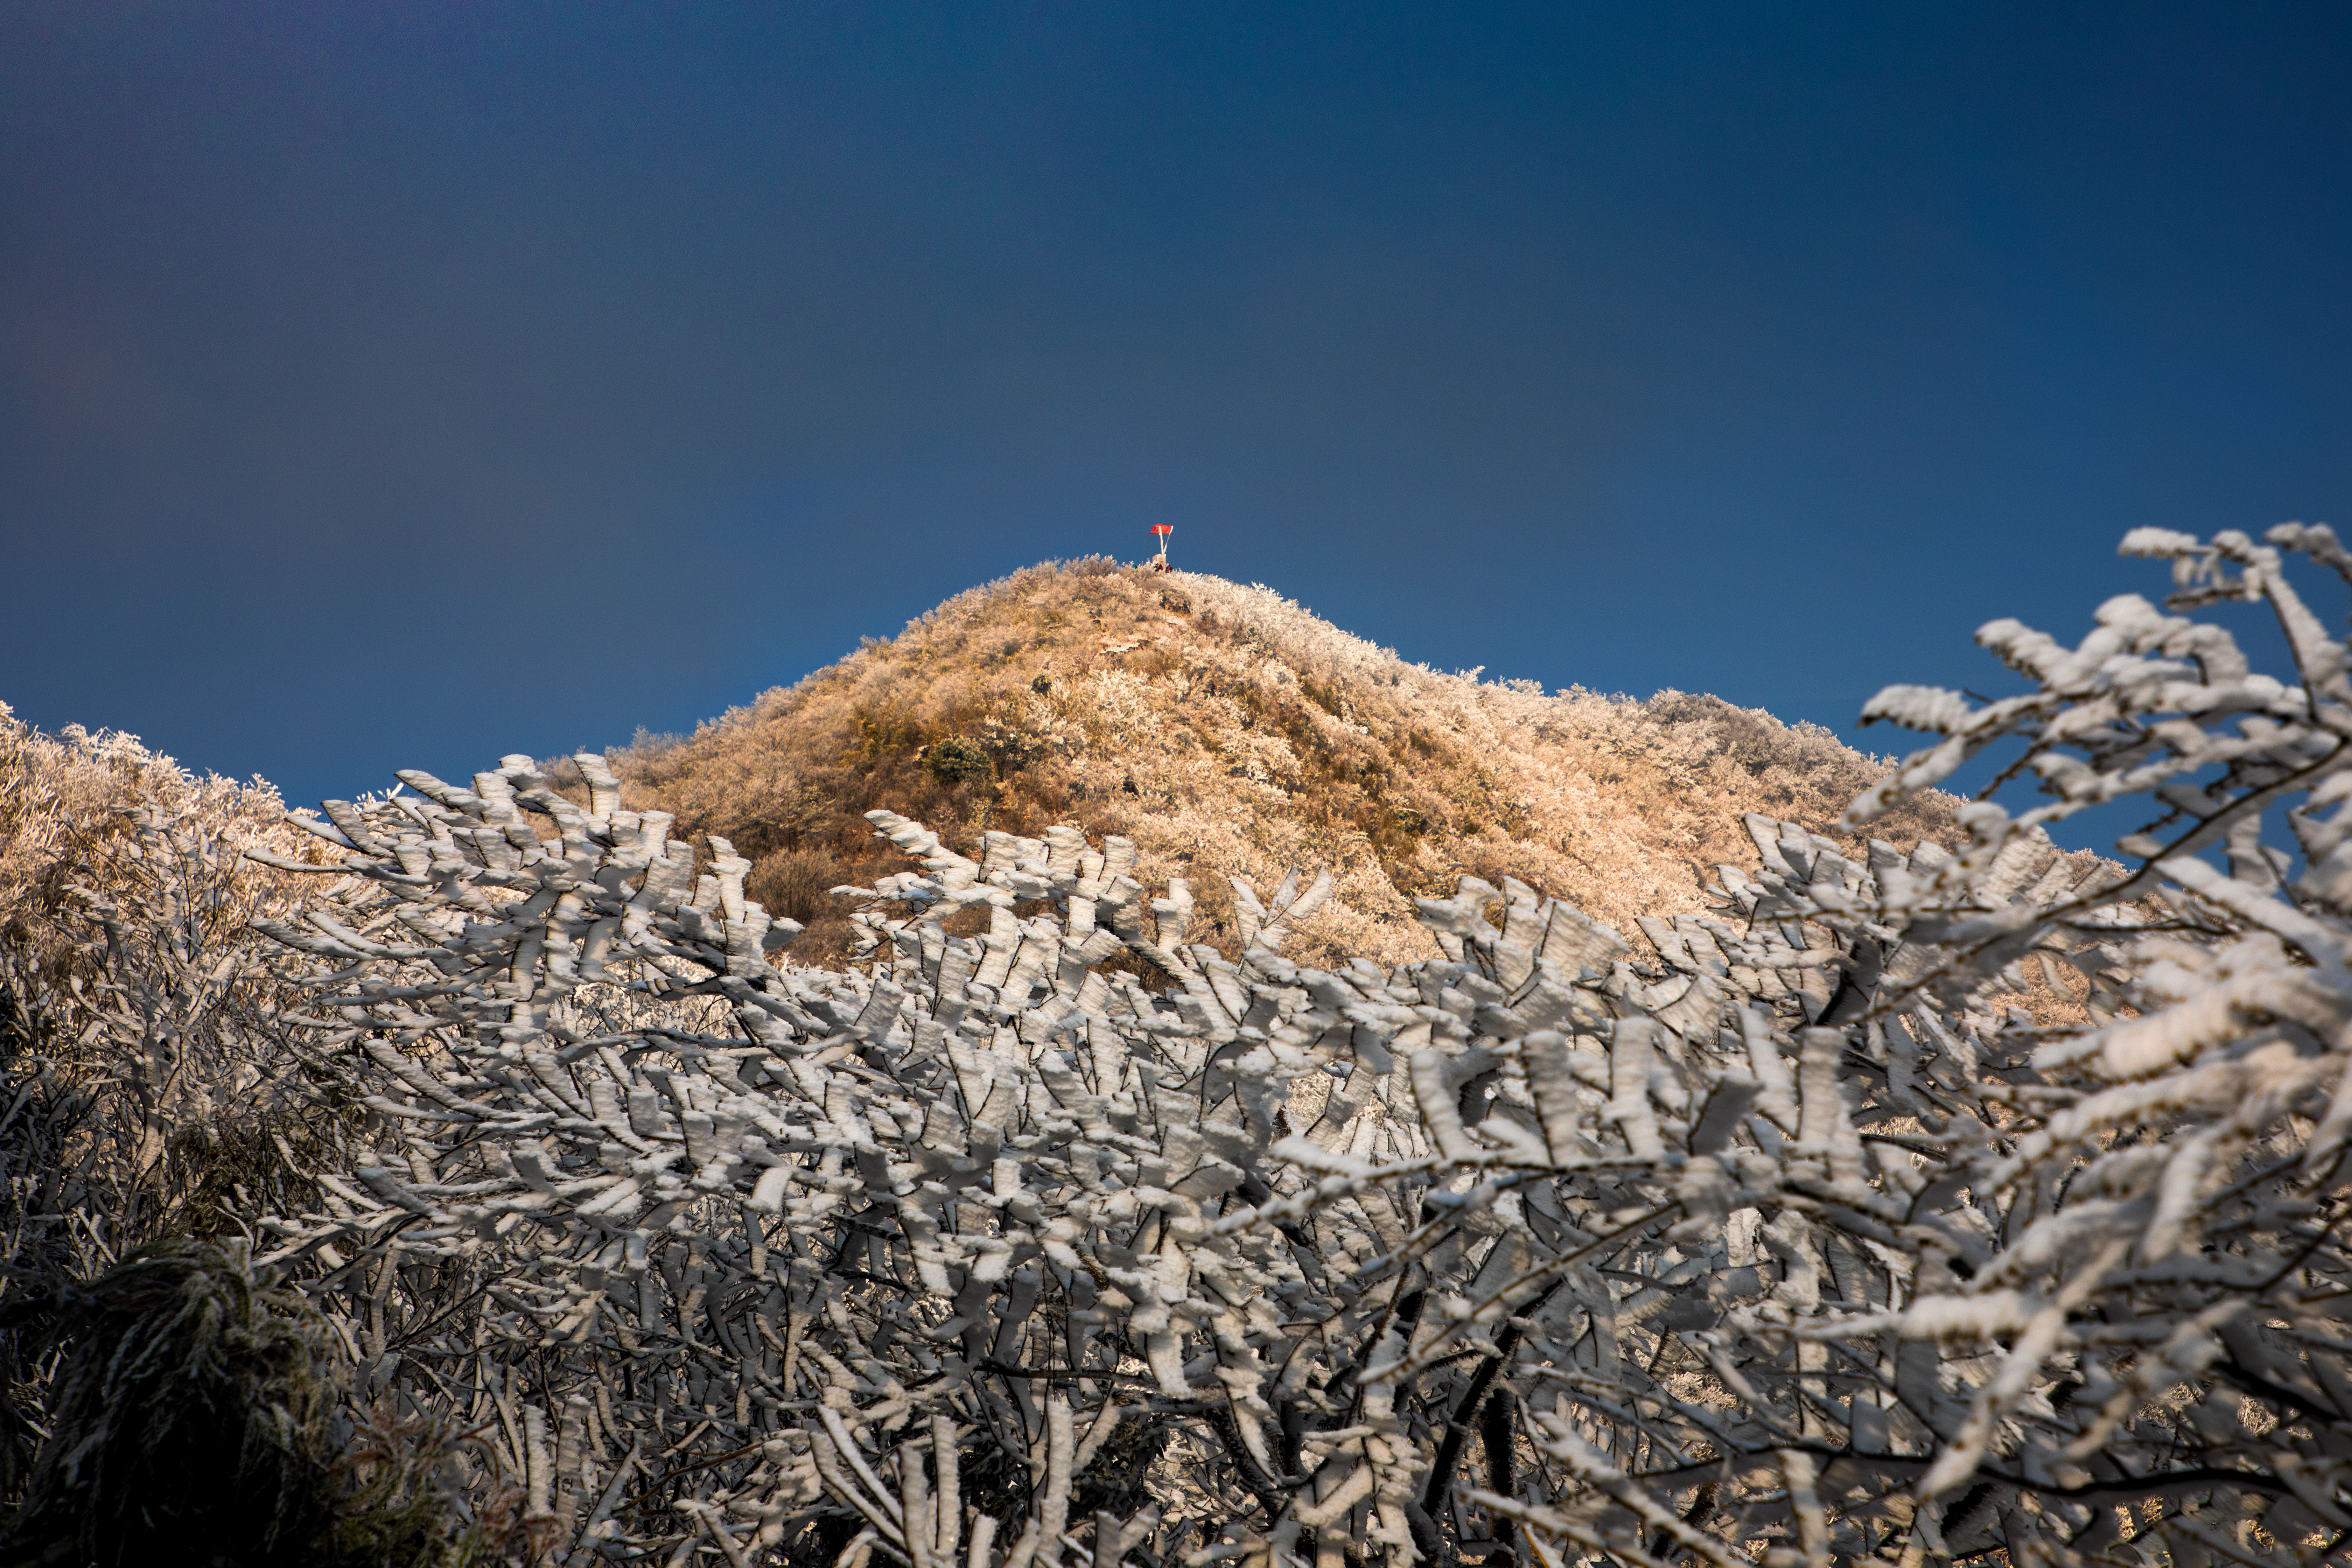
[17,526,2352,1567]
[0,723,502,1563]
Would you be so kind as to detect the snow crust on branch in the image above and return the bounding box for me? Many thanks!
[244,510,2352,1562]
[13,527,2352,1566]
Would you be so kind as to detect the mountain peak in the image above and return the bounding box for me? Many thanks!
[602,558,1953,967]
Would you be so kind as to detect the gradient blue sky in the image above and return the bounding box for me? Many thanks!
[6,4,2352,826]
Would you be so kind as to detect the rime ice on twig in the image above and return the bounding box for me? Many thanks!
[15,530,2352,1565]
[235,619,2344,1567]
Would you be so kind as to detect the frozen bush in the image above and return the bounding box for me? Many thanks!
[16,528,2352,1566]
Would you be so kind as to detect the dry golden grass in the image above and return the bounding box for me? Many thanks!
[598,560,1960,967]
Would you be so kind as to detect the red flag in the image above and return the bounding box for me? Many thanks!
[1151,524,1173,535]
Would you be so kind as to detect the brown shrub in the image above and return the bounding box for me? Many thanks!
[747,847,862,965]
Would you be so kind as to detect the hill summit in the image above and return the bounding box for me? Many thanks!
[599,558,1954,967]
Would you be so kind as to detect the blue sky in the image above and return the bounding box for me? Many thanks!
[5,4,2352,832]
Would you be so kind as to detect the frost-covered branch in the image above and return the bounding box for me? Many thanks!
[13,530,2352,1567]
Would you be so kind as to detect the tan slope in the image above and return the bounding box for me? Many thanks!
[596,558,1958,968]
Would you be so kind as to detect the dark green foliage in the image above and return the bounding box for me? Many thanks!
[924,737,996,789]
[0,1239,475,1568]
[0,1238,334,1566]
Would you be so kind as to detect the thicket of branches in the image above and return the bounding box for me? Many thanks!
[8,527,2352,1566]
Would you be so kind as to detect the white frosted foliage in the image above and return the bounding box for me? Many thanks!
[11,528,2352,1566]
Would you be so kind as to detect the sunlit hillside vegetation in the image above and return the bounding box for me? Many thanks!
[9,530,2352,1565]
[603,559,1963,966]
[0,706,290,953]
